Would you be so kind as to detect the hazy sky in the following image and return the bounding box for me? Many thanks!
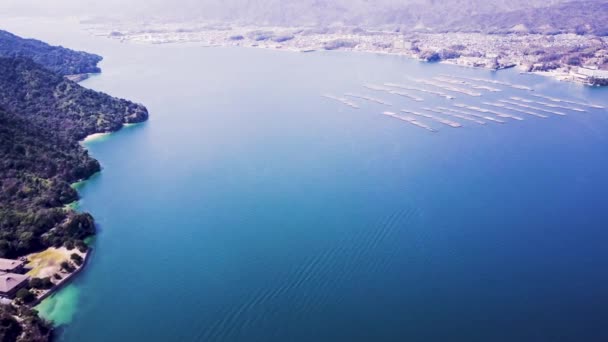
[0,0,566,27]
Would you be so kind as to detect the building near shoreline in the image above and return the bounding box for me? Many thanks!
[0,258,25,273]
[0,258,29,298]
[0,272,29,298]
[576,67,608,85]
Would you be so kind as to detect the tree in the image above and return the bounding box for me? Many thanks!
[15,288,35,304]
[75,240,88,253]
[29,278,42,289]
[30,278,53,290]
[0,312,22,342]
[64,240,75,250]
[70,253,83,266]
[60,261,74,273]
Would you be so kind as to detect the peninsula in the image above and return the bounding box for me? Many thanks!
[0,30,148,341]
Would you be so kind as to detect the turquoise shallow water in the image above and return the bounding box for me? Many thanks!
[5,19,608,342]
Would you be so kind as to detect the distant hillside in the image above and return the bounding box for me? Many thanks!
[10,0,603,35]
[447,1,608,35]
[177,0,564,29]
[0,29,102,75]
[0,56,148,258]
[0,0,565,29]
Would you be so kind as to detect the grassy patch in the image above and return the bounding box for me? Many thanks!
[26,248,71,278]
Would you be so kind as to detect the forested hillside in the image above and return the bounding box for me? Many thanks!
[0,29,148,340]
[0,29,102,75]
[0,56,148,258]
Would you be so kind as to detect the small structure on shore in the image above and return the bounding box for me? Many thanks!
[0,258,25,273]
[575,67,608,86]
[0,272,29,298]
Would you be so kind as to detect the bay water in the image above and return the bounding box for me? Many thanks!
[4,19,608,342]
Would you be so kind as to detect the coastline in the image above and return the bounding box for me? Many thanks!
[29,248,91,307]
[89,22,608,87]
[36,120,146,325]
[0,19,151,340]
[80,132,111,143]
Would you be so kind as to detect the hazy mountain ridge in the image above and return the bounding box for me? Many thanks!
[4,0,604,36]
[132,0,566,29]
[448,1,608,36]
[0,0,568,29]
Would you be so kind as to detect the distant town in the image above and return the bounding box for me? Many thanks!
[88,21,608,86]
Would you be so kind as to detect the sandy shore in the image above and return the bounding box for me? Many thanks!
[81,132,110,143]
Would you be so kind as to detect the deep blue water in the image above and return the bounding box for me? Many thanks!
[5,19,608,342]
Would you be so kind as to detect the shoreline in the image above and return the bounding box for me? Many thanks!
[108,39,603,87]
[28,248,91,308]
[79,121,144,144]
[88,22,608,87]
[32,116,148,331]
[36,121,146,320]
[80,132,111,143]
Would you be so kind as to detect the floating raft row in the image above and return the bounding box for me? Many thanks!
[510,96,584,112]
[384,82,454,99]
[482,101,547,118]
[401,109,462,128]
[509,96,534,103]
[322,94,360,109]
[363,84,424,102]
[435,107,491,124]
[423,107,486,125]
[382,111,437,132]
[468,103,525,121]
[434,76,502,92]
[389,90,424,102]
[326,76,606,135]
[530,94,604,110]
[441,74,534,91]
[344,93,392,106]
[448,105,506,123]
[534,101,586,112]
[412,78,482,97]
[364,84,395,92]
[501,99,566,116]
[364,84,423,101]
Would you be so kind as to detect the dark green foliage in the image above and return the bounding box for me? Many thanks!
[75,240,88,253]
[0,30,102,75]
[70,253,83,266]
[0,30,145,342]
[15,289,35,304]
[0,305,52,342]
[29,277,53,290]
[0,311,22,342]
[28,278,42,289]
[65,240,75,250]
[0,56,148,258]
[420,50,441,62]
[60,261,75,273]
[0,58,148,141]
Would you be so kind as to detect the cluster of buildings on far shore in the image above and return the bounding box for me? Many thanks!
[0,258,29,299]
[87,20,608,86]
[574,66,608,86]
